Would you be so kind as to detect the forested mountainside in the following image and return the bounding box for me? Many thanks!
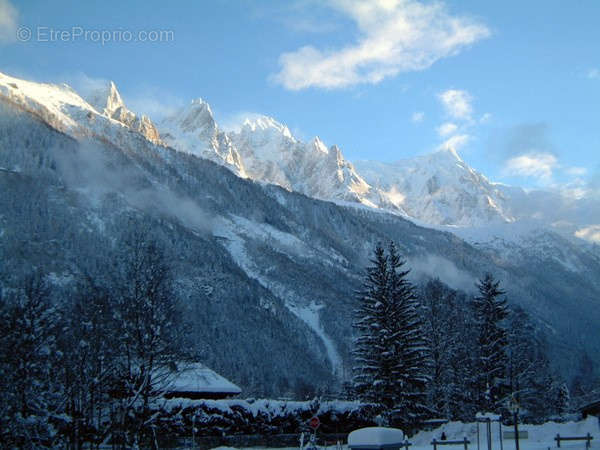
[1,74,599,398]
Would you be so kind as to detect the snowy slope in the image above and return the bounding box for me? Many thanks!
[7,69,589,236]
[229,117,379,207]
[152,82,598,237]
[160,103,383,209]
[354,149,514,227]
[159,99,247,176]
[0,72,163,149]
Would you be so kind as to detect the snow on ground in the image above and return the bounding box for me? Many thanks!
[411,417,599,450]
[205,416,600,450]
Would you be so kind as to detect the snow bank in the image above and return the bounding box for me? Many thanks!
[412,417,600,450]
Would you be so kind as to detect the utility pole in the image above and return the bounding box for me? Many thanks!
[510,399,520,450]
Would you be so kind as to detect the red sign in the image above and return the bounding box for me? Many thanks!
[309,416,320,430]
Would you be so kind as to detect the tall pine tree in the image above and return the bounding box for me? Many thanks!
[472,273,509,413]
[352,243,389,405]
[387,242,430,428]
[352,242,430,428]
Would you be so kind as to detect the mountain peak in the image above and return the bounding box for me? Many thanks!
[86,80,126,117]
[241,115,293,141]
[310,136,328,153]
[168,98,216,134]
[329,144,343,163]
[430,147,463,163]
[189,97,213,113]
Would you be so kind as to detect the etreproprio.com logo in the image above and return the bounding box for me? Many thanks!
[16,26,174,45]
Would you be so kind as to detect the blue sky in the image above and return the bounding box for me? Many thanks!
[1,0,599,193]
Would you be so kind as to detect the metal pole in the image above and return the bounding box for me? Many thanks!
[498,419,503,450]
[513,410,520,450]
[477,422,480,450]
[192,414,196,449]
[487,419,492,450]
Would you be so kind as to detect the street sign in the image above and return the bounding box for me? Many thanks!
[309,416,320,430]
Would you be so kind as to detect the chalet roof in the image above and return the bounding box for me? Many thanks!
[167,363,241,395]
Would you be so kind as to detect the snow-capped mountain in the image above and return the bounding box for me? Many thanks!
[157,98,550,231]
[354,149,514,226]
[1,71,599,391]
[160,104,382,209]
[85,80,162,144]
[159,99,246,176]
[229,116,377,206]
[0,72,162,148]
[3,71,594,238]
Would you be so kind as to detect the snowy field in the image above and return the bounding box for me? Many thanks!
[207,416,600,450]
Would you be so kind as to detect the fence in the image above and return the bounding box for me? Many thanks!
[554,434,594,449]
[432,437,471,450]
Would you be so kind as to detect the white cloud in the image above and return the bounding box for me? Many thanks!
[126,91,184,120]
[273,0,490,90]
[438,89,473,120]
[439,134,470,151]
[0,0,18,43]
[587,68,599,79]
[503,152,558,182]
[411,111,425,123]
[64,72,110,97]
[437,122,458,137]
[575,225,600,243]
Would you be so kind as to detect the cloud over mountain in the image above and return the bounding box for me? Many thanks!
[273,0,490,90]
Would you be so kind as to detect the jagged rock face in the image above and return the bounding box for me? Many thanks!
[86,81,162,145]
[87,81,124,117]
[228,119,374,205]
[0,72,594,232]
[354,150,514,226]
[159,99,247,177]
[158,102,514,226]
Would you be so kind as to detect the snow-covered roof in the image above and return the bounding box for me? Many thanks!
[167,363,241,395]
[348,427,406,449]
[475,412,501,421]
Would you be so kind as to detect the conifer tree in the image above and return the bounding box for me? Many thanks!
[387,242,430,428]
[556,383,571,416]
[352,242,430,428]
[472,273,509,412]
[352,243,389,405]
[507,305,556,420]
[421,279,476,419]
